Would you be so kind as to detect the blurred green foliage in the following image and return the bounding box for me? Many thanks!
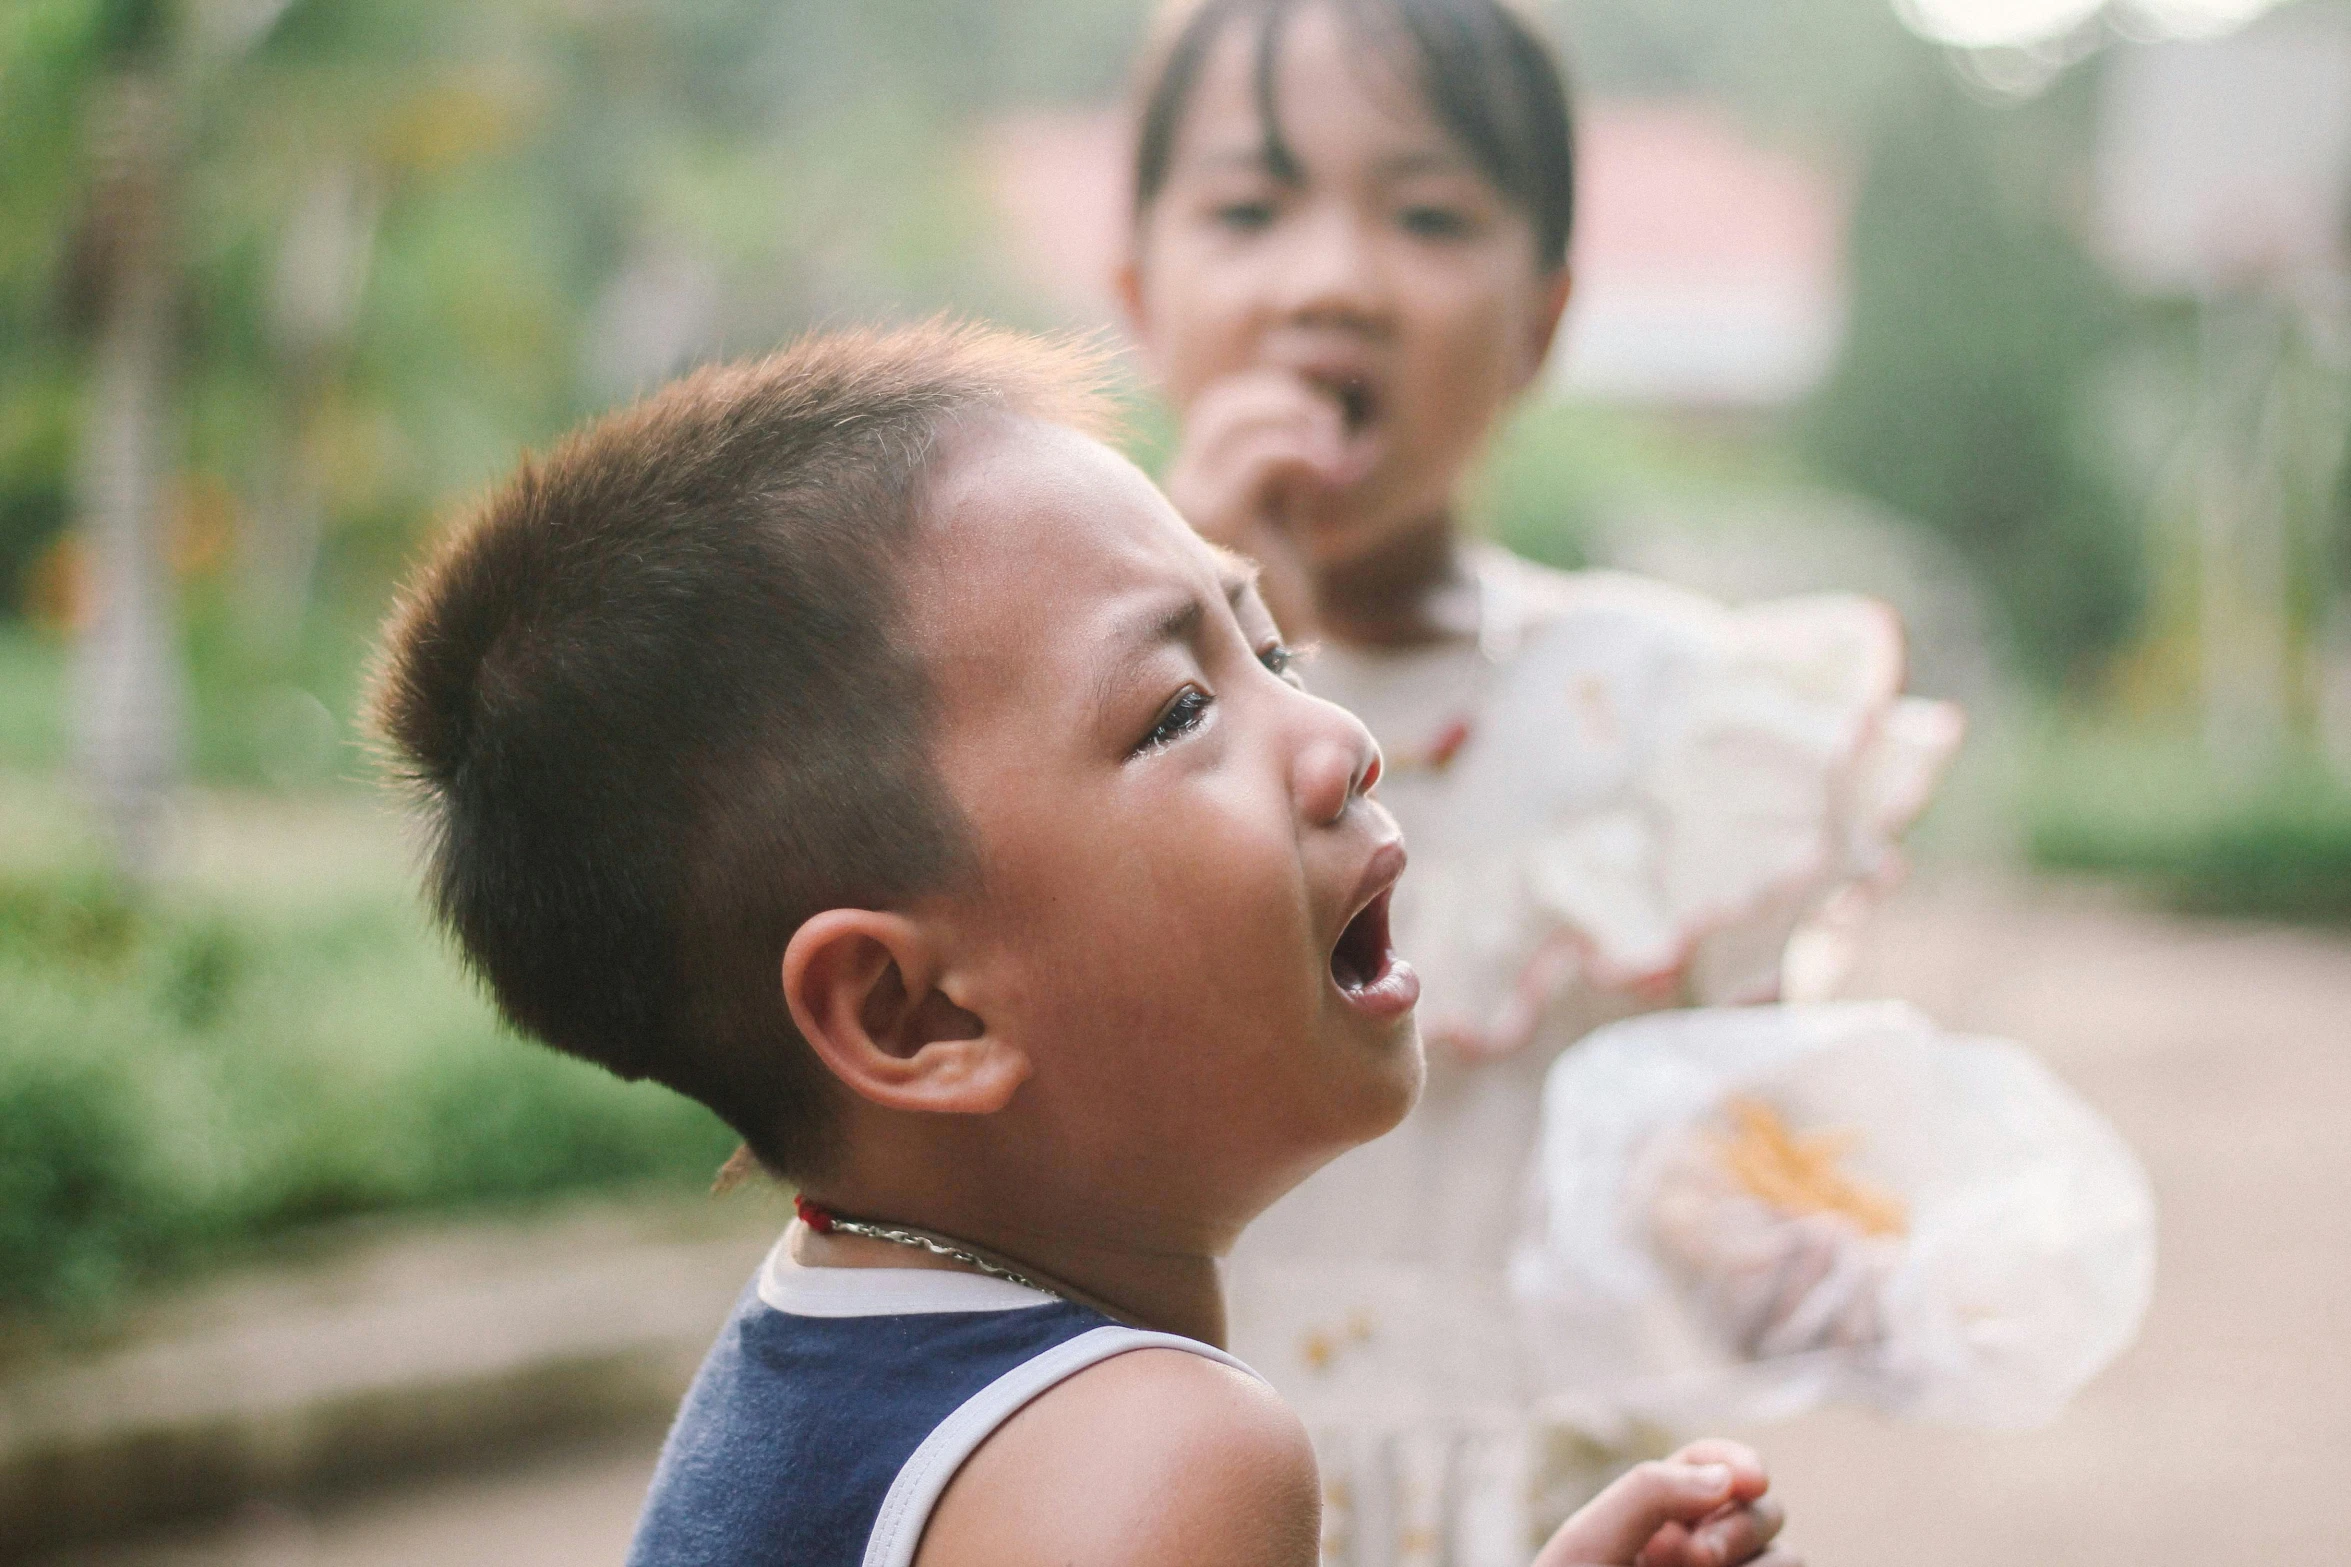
[0,854,738,1318]
[1472,398,1821,571]
[0,0,1156,622]
[2027,723,2351,923]
[1545,0,1917,137]
[1806,65,2143,685]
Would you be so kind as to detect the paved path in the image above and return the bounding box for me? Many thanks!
[62,875,2351,1566]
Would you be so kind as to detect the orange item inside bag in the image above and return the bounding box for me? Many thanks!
[1713,1097,1909,1238]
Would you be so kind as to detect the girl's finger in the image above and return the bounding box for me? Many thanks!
[1668,1439,1770,1502]
[1186,370,1347,440]
[1202,434,1355,525]
[1169,432,1341,543]
[1634,1519,1692,1567]
[1198,407,1348,477]
[1686,1496,1786,1566]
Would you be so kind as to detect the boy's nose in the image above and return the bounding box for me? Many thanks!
[1296,707,1382,827]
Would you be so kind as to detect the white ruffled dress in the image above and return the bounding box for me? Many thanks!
[1224,549,1963,1566]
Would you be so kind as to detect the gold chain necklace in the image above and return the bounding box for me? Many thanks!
[794,1195,1067,1302]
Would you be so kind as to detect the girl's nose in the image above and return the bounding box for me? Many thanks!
[1275,207,1392,329]
[1296,702,1382,827]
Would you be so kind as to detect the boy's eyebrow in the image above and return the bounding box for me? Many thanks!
[1095,591,1207,718]
[1094,564,1258,723]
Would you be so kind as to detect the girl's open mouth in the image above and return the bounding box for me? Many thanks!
[1299,368,1383,439]
[1330,886,1419,1018]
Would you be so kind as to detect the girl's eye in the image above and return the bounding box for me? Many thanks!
[1399,204,1474,239]
[1136,686,1213,755]
[1213,200,1278,234]
[1258,641,1304,688]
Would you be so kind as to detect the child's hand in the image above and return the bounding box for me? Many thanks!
[1532,1440,1797,1567]
[1163,368,1377,637]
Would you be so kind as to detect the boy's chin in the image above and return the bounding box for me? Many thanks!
[1328,1015,1426,1145]
[1376,1019,1428,1128]
[1254,1024,1424,1219]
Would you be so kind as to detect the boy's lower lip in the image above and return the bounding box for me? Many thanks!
[1335,955,1420,1020]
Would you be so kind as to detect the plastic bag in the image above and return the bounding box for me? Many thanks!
[1508,1001,2155,1432]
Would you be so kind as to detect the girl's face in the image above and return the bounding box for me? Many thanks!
[1121,1,1570,570]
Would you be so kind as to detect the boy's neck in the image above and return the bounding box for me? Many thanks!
[788,1197,1231,1347]
[1311,511,1477,649]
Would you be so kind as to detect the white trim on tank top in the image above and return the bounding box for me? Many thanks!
[860,1324,1261,1567]
[758,1233,1059,1317]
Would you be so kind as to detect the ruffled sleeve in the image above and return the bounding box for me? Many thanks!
[1390,575,1963,1058]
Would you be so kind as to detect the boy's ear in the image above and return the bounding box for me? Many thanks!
[782,909,1029,1116]
[1517,265,1574,390]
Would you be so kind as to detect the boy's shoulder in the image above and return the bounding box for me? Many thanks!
[915,1344,1319,1567]
[629,1251,1315,1567]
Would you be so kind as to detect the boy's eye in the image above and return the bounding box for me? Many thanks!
[1398,204,1474,239]
[1213,200,1278,234]
[1258,640,1304,688]
[1135,686,1213,756]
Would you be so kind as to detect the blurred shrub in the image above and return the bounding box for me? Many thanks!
[1472,400,1818,572]
[1474,401,1608,570]
[0,865,738,1319]
[1806,66,2143,687]
[2027,726,2351,923]
[0,624,67,770]
[0,1025,179,1317]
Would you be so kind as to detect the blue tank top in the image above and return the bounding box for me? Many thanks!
[627,1234,1254,1567]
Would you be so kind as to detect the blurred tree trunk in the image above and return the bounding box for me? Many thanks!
[242,165,379,651]
[70,62,186,882]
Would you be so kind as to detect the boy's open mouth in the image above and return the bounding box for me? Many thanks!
[1330,884,1418,1018]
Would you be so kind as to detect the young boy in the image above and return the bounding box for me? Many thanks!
[370,323,1794,1567]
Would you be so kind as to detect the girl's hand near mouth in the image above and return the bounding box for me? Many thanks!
[1164,367,1381,639]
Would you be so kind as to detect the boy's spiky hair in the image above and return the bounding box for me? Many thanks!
[370,321,1114,1179]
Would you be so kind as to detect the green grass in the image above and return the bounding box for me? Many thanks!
[2026,722,2351,924]
[0,819,739,1321]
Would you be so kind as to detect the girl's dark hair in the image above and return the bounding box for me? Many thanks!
[1132,0,1577,269]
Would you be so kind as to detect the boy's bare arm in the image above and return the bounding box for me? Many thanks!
[914,1348,1321,1567]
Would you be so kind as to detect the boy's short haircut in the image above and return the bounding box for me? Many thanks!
[370,322,1111,1180]
[1131,0,1577,270]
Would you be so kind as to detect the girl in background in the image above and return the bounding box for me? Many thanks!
[1114,1,1960,1561]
